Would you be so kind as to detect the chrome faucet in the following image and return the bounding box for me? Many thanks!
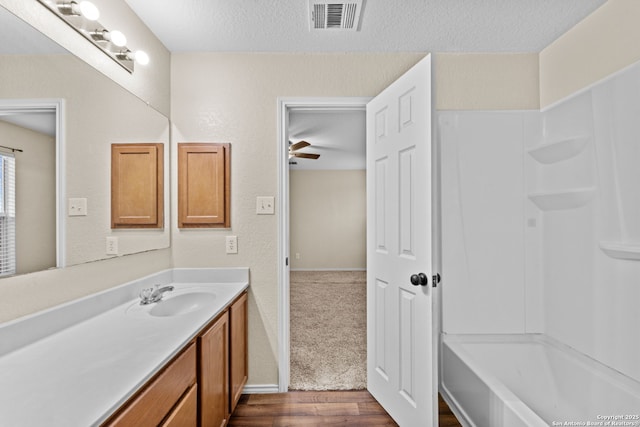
[139,284,175,305]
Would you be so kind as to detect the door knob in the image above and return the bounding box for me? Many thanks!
[410,273,428,286]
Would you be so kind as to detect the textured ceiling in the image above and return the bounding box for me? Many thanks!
[125,0,606,53]
[289,110,365,170]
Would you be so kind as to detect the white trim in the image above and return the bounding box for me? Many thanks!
[277,96,371,392]
[242,384,280,394]
[0,98,65,268]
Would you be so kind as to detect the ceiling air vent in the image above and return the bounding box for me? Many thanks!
[309,0,363,31]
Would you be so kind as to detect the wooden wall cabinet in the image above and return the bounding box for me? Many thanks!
[111,143,164,228]
[178,143,230,228]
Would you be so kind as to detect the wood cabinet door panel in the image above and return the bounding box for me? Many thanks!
[111,143,163,228]
[199,311,230,427]
[230,292,248,412]
[178,143,230,228]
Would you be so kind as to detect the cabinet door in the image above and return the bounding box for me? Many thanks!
[178,143,230,228]
[199,311,229,427]
[229,292,248,412]
[111,143,164,228]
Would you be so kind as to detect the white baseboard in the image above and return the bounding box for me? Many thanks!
[290,268,366,272]
[243,384,280,394]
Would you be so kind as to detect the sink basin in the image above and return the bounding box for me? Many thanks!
[149,292,217,317]
[126,290,217,318]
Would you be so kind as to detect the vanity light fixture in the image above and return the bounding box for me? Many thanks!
[37,0,150,73]
[89,28,127,47]
[116,49,150,66]
[56,1,100,21]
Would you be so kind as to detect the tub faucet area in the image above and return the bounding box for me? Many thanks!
[139,285,175,305]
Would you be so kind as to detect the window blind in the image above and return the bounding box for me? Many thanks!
[0,152,16,276]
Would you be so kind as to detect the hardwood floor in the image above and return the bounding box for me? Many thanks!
[438,394,463,427]
[228,391,462,426]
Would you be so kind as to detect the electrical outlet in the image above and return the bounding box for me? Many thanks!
[256,196,275,215]
[68,198,88,216]
[226,236,238,254]
[106,236,118,255]
[295,253,300,260]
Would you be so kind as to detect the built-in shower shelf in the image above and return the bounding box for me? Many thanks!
[599,242,640,260]
[527,135,589,164]
[528,187,595,211]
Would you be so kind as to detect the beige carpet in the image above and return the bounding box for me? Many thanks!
[289,270,367,391]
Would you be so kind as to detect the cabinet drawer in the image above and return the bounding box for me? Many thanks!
[161,384,198,427]
[104,343,196,427]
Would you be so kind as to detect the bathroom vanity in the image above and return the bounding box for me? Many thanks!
[0,268,249,426]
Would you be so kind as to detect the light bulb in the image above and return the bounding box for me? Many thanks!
[77,1,99,20]
[109,30,127,47]
[134,50,149,66]
[58,1,99,20]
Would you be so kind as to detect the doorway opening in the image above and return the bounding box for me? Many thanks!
[0,99,65,272]
[277,97,370,392]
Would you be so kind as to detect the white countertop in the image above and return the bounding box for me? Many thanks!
[0,268,249,427]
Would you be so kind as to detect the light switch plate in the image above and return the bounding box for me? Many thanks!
[256,196,275,215]
[68,198,87,216]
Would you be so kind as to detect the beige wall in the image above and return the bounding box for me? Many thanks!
[0,52,172,323]
[540,0,640,108]
[0,121,56,274]
[0,248,171,323]
[434,53,540,110]
[0,0,171,115]
[0,0,568,390]
[290,170,366,271]
[1,54,170,266]
[170,51,540,385]
[171,52,426,385]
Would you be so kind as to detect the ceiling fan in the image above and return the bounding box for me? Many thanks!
[289,140,320,161]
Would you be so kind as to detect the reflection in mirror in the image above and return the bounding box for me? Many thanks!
[0,5,170,276]
[0,108,57,276]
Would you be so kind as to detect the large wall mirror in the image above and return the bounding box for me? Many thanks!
[0,6,170,276]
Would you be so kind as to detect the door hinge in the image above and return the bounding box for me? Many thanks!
[286,257,289,266]
[432,273,441,288]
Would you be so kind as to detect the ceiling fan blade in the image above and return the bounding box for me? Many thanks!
[290,140,311,151]
[293,152,320,160]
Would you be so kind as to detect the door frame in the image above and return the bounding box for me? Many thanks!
[0,98,66,268]
[277,96,371,392]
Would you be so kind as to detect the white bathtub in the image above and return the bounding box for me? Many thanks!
[441,334,640,427]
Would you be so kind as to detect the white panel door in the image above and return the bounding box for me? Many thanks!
[366,55,435,427]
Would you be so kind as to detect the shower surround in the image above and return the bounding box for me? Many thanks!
[439,60,640,425]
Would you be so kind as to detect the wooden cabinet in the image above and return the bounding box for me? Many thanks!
[111,143,164,228]
[229,292,248,413]
[102,292,248,427]
[104,343,196,426]
[178,143,230,228]
[199,311,230,427]
[161,384,198,427]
